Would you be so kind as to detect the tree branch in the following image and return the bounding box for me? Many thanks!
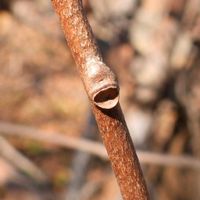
[51,1,149,199]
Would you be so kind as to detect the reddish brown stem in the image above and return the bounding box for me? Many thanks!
[51,0,149,199]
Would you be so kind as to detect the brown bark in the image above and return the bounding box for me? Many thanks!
[51,0,149,199]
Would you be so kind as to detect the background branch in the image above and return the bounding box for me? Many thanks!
[0,135,48,184]
[0,121,200,170]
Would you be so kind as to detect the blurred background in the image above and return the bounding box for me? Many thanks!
[0,0,200,199]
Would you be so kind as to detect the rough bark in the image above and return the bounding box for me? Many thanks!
[51,0,149,199]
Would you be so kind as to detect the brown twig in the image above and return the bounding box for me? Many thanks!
[1,121,200,170]
[52,0,119,110]
[51,1,149,199]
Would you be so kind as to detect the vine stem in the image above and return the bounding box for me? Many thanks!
[51,0,149,199]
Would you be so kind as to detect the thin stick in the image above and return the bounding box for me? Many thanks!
[0,136,48,184]
[0,121,200,170]
[0,121,106,159]
[66,111,98,200]
[51,1,149,199]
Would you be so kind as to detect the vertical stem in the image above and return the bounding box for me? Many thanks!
[92,105,149,200]
[51,0,149,199]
